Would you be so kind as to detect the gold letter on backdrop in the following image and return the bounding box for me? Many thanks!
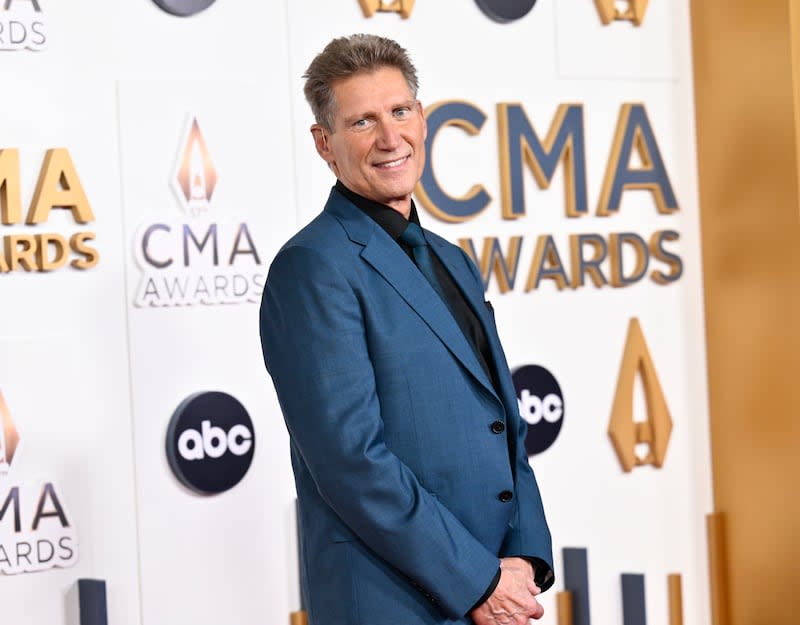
[594,0,649,26]
[459,236,522,293]
[607,318,673,472]
[0,149,22,225]
[359,0,415,18]
[597,104,679,216]
[27,149,94,225]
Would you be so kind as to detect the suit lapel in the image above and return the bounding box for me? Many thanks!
[325,191,497,399]
[427,237,495,339]
[429,235,521,422]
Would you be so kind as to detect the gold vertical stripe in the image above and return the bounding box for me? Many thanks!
[667,573,684,625]
[706,513,729,625]
[556,590,574,625]
[289,611,308,625]
[790,2,800,200]
[691,1,800,624]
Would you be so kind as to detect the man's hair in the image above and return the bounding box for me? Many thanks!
[303,34,419,131]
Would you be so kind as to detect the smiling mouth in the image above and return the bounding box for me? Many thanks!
[375,155,410,169]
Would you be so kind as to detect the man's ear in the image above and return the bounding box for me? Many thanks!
[417,101,427,141]
[311,125,334,163]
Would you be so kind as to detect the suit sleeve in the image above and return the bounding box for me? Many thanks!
[260,244,500,619]
[501,417,555,591]
[459,248,555,592]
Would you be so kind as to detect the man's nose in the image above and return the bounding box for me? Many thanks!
[375,119,401,150]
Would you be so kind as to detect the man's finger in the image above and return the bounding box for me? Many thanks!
[530,597,545,620]
[527,579,541,596]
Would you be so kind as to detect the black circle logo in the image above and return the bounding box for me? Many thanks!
[475,0,538,23]
[152,0,216,17]
[166,391,255,495]
[512,365,564,456]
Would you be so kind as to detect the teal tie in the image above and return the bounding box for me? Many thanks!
[401,222,489,377]
[400,222,449,304]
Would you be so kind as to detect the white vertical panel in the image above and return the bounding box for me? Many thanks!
[0,80,141,624]
[118,79,297,625]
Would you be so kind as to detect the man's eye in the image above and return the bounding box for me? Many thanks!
[353,119,370,129]
[394,108,411,118]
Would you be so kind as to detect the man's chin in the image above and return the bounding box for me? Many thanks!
[373,184,415,203]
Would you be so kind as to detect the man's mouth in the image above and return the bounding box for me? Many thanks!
[375,155,410,169]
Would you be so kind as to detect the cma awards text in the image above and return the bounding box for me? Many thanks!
[0,482,77,575]
[134,220,265,307]
[0,148,99,273]
[417,102,684,293]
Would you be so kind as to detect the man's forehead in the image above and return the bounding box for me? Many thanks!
[331,68,415,105]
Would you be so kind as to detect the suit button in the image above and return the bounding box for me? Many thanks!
[490,420,505,434]
[498,490,513,502]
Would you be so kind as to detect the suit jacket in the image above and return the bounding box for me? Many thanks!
[260,188,552,625]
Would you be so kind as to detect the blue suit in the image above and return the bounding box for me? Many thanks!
[260,188,552,624]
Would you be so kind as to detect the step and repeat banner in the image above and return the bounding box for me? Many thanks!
[0,1,713,625]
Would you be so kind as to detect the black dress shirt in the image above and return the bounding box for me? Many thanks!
[335,181,498,388]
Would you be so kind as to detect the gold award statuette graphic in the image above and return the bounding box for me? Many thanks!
[359,0,415,18]
[0,391,20,475]
[608,318,673,472]
[594,0,649,26]
[173,118,217,217]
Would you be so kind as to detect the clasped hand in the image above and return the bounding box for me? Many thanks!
[469,557,544,625]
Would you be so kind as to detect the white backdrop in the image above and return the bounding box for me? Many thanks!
[0,2,712,624]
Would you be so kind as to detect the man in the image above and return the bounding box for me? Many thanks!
[260,34,553,625]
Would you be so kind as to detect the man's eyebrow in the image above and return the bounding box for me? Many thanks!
[343,100,417,123]
[343,110,377,123]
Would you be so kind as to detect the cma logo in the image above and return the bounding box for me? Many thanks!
[0,148,99,273]
[133,116,265,307]
[359,0,539,22]
[0,389,78,575]
[0,482,77,575]
[419,102,683,296]
[512,365,564,456]
[608,318,673,472]
[166,392,256,495]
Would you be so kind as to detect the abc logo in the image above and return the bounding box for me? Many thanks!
[475,0,538,23]
[166,391,255,495]
[512,365,564,456]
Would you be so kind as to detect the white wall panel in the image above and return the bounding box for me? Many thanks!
[0,80,141,625]
[118,80,297,625]
[554,0,680,80]
[0,1,713,625]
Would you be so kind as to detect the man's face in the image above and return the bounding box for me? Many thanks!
[312,66,427,216]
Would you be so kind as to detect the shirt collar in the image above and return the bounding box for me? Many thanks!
[335,180,421,241]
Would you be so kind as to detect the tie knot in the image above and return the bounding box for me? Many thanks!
[400,222,427,249]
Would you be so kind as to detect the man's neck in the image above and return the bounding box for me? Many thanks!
[386,199,411,220]
[336,181,411,220]
[335,181,421,238]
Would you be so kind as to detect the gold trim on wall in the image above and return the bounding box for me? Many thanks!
[690,2,800,624]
